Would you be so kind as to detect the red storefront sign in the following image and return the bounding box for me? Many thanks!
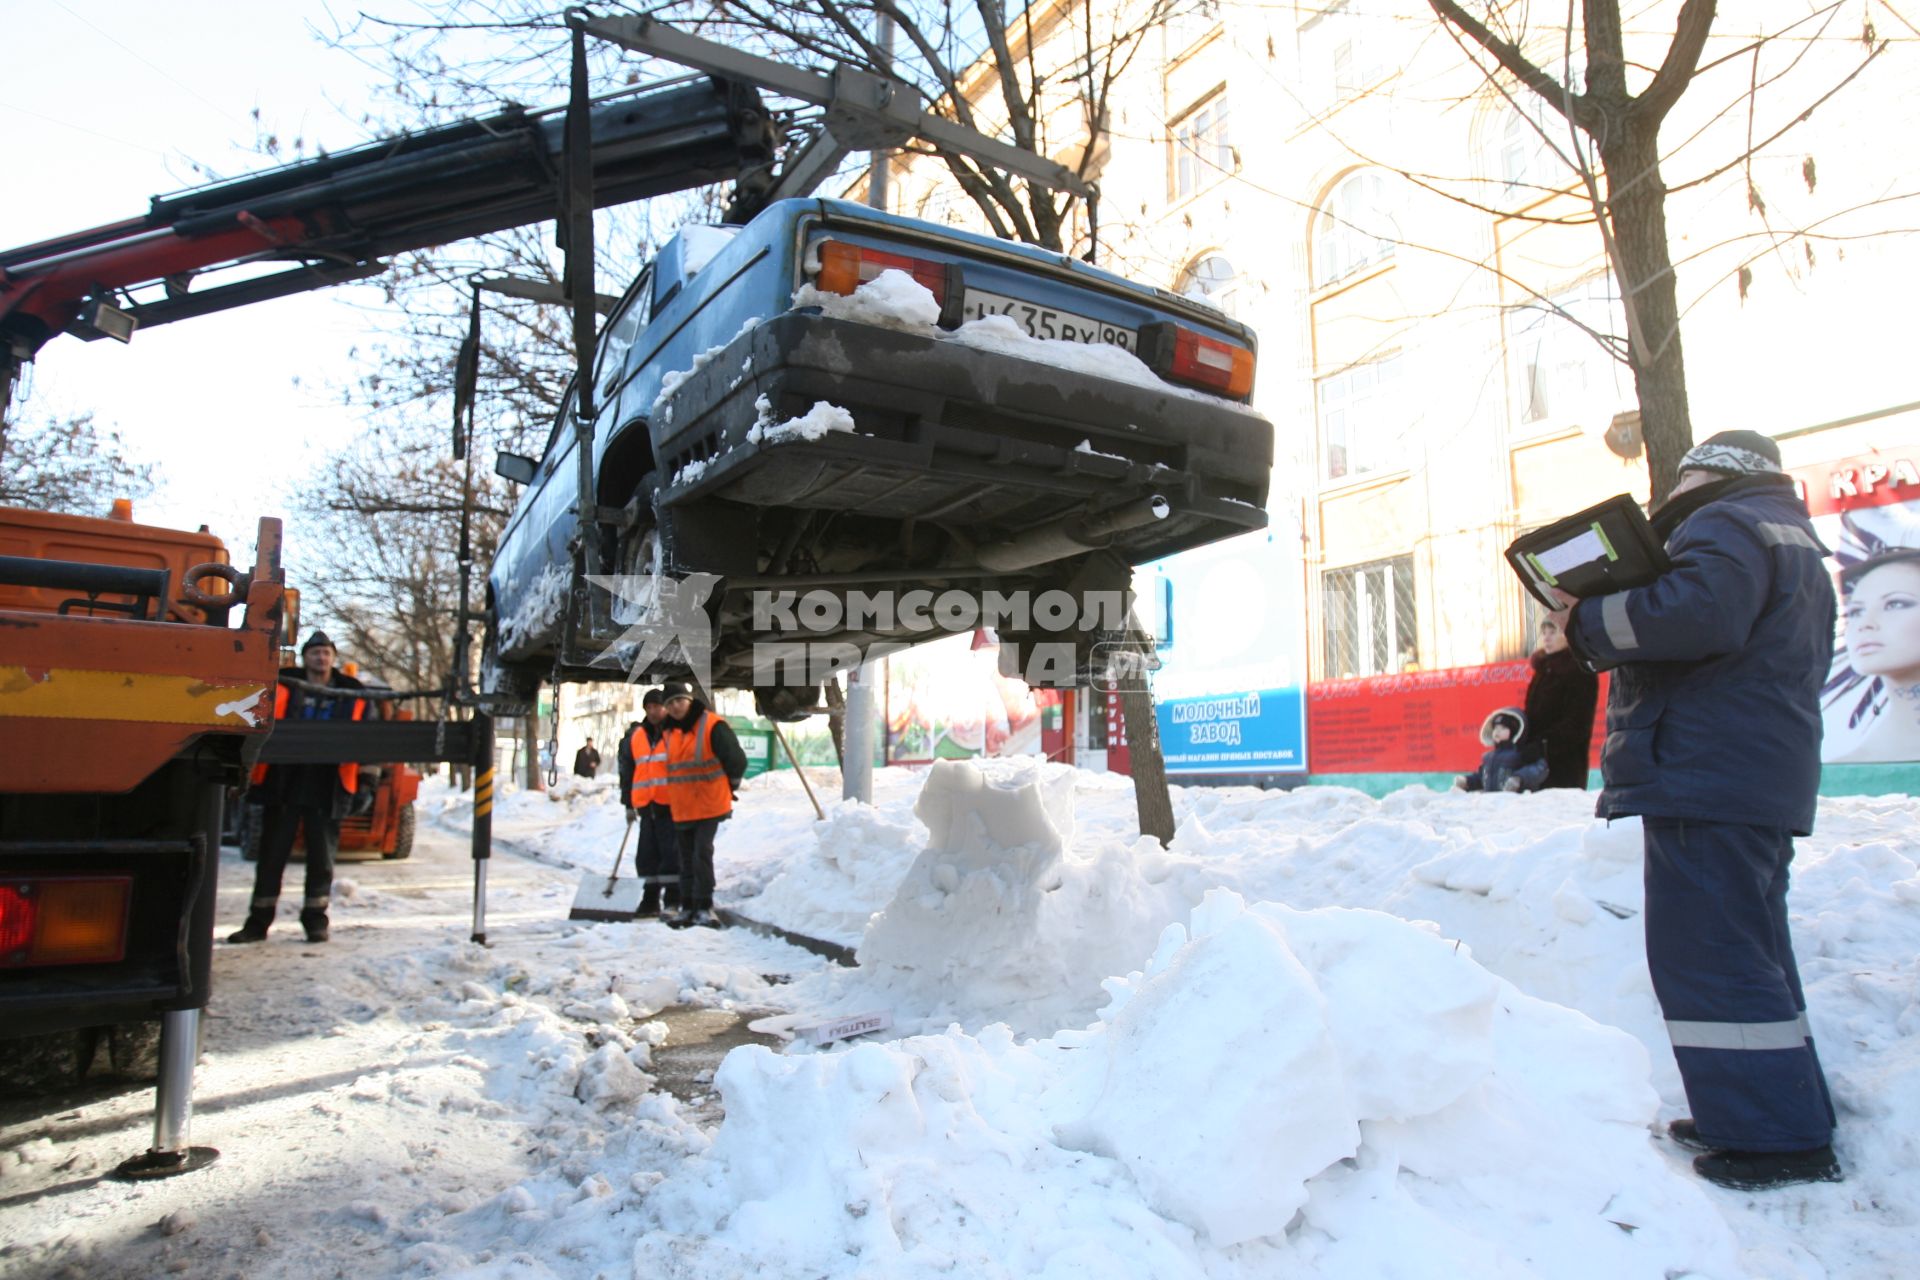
[1307,662,1609,774]
[1795,452,1920,517]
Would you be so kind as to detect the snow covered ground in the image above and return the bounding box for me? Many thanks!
[3,763,1916,1279]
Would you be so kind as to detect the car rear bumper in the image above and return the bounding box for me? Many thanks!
[648,313,1272,564]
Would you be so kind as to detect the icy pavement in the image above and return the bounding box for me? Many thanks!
[3,762,1917,1278]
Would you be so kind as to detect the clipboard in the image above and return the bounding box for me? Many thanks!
[1506,494,1671,608]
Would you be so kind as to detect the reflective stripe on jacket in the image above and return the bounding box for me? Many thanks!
[665,711,733,822]
[627,724,668,807]
[249,679,368,794]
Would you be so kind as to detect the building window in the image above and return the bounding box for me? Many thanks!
[1176,253,1241,318]
[1317,353,1402,482]
[1303,1,1386,105]
[1170,92,1233,202]
[1506,277,1632,433]
[1312,169,1398,287]
[1165,0,1223,60]
[1323,555,1417,679]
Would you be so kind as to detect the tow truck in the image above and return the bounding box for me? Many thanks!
[0,15,1246,1171]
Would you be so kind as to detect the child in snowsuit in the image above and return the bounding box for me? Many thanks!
[1454,707,1549,793]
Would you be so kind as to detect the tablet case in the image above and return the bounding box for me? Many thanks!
[1506,493,1672,607]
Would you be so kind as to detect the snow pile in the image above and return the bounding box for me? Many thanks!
[738,798,922,943]
[631,888,1742,1277]
[819,759,1184,1037]
[745,394,857,445]
[793,268,942,331]
[677,223,740,276]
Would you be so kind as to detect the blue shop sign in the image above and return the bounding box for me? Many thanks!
[1155,687,1307,775]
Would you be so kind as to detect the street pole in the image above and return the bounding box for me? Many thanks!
[842,9,894,808]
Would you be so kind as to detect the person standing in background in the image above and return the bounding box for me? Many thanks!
[229,631,367,944]
[572,737,602,779]
[1524,616,1600,788]
[622,690,681,918]
[660,682,746,929]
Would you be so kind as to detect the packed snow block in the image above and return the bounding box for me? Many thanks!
[910,757,1076,862]
[1054,905,1360,1246]
[1249,902,1498,1121]
[575,1043,653,1109]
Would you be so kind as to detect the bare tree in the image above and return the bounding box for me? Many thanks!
[1425,0,1890,497]
[0,412,155,514]
[321,0,1194,252]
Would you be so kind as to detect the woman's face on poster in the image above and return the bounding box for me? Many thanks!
[1845,560,1920,683]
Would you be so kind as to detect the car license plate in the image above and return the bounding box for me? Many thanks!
[959,289,1134,350]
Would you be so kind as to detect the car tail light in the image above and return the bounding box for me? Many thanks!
[810,240,959,310]
[1137,321,1256,400]
[0,877,132,967]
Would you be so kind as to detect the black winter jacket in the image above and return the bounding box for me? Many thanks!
[1525,648,1600,789]
[1566,474,1834,833]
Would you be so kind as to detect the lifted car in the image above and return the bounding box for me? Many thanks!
[485,197,1273,714]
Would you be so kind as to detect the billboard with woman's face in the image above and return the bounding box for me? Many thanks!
[1798,449,1920,763]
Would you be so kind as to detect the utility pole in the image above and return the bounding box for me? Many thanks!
[841,9,894,808]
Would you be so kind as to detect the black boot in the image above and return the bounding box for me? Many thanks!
[299,908,330,943]
[637,886,661,918]
[226,910,272,944]
[1694,1145,1842,1190]
[1666,1119,1718,1153]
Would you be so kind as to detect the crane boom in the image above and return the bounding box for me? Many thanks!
[0,75,775,418]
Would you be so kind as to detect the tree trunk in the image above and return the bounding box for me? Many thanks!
[1602,130,1695,503]
[1116,633,1175,847]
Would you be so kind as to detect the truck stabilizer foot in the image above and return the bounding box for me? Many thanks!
[114,1146,220,1180]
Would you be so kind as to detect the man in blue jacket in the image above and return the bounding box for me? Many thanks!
[1553,430,1841,1190]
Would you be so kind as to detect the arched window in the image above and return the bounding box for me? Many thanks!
[1499,105,1558,199]
[1177,254,1241,318]
[1312,170,1398,288]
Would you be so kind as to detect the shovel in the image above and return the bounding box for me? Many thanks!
[569,814,643,922]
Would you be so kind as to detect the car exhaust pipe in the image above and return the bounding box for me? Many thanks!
[977,495,1170,573]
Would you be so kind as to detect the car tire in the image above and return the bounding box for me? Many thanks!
[384,803,416,860]
[754,684,821,722]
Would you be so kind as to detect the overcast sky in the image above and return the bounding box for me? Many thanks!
[2,0,433,566]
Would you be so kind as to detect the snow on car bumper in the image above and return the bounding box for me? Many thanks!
[648,314,1273,564]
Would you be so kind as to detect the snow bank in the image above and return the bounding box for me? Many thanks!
[630,886,1743,1276]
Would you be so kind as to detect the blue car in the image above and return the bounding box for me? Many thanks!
[486,197,1272,714]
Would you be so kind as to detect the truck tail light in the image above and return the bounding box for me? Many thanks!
[810,240,959,310]
[1137,321,1257,400]
[0,877,132,967]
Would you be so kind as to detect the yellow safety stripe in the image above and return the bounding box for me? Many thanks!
[0,666,272,728]
[475,767,495,817]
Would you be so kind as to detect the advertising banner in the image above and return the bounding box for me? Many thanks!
[1140,528,1310,775]
[1307,662,1607,774]
[883,633,1048,765]
[1156,688,1307,774]
[1796,446,1920,764]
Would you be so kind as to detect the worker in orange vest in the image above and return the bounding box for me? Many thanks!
[620,688,680,917]
[659,682,746,928]
[228,631,368,944]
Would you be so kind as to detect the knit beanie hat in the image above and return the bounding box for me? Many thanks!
[1677,430,1783,478]
[642,688,666,707]
[301,630,335,653]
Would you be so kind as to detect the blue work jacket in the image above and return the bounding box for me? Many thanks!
[1566,475,1835,834]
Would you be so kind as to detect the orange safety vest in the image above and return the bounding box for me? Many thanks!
[249,680,368,794]
[627,724,668,807]
[664,711,732,822]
